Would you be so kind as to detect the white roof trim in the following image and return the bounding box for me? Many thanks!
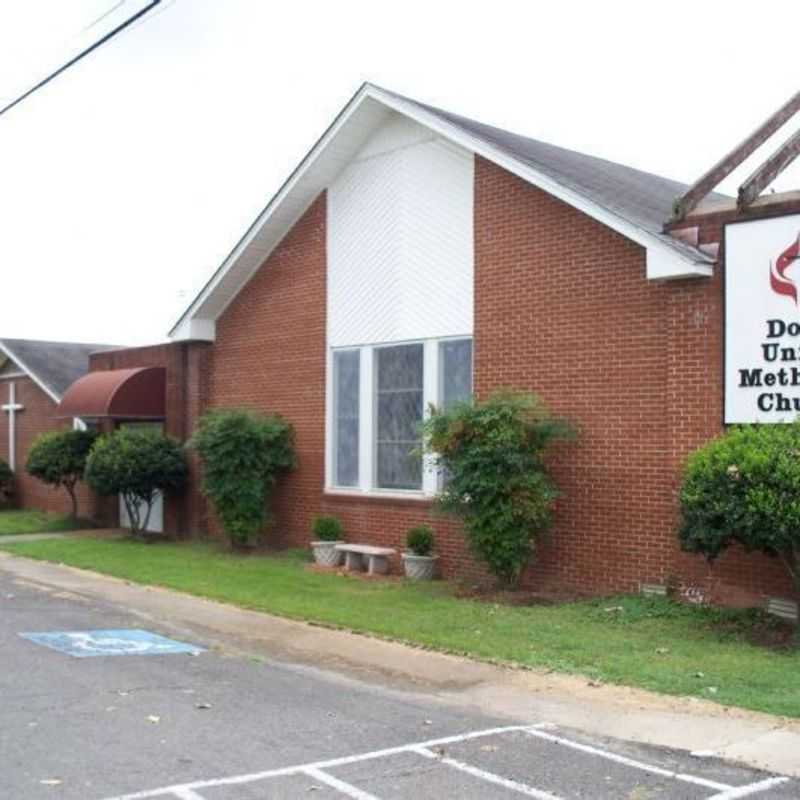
[0,341,61,403]
[170,84,711,341]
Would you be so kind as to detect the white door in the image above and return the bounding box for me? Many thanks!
[118,422,164,534]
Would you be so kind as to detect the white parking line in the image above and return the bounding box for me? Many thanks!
[706,776,791,799]
[303,767,381,800]
[412,745,563,800]
[103,721,790,800]
[102,724,540,799]
[523,725,732,792]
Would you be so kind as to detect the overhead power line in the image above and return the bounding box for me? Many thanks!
[79,1,129,35]
[0,0,162,119]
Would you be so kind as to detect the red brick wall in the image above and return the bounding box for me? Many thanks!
[0,376,99,518]
[474,157,675,594]
[208,196,328,547]
[474,157,793,602]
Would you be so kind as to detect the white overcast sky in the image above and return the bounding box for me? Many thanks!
[1,0,799,346]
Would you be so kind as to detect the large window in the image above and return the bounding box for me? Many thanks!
[376,344,424,490]
[328,337,472,494]
[333,350,360,487]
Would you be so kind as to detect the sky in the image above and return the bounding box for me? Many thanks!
[1,0,799,346]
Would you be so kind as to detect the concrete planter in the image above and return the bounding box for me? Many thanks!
[402,552,438,581]
[311,540,343,567]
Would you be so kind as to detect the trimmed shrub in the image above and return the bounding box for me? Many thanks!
[0,458,13,507]
[406,525,434,556]
[25,429,97,519]
[423,391,573,587]
[190,410,295,547]
[86,428,187,538]
[312,515,343,542]
[679,422,800,605]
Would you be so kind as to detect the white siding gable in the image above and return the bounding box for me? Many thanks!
[327,113,474,348]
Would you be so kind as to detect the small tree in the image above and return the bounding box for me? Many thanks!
[85,428,187,538]
[680,422,800,614]
[0,458,13,508]
[423,392,573,586]
[190,409,295,547]
[25,429,98,520]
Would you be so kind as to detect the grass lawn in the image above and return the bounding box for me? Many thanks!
[0,509,90,536]
[2,536,798,718]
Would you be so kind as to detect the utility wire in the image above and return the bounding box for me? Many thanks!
[115,0,175,37]
[79,1,129,35]
[0,0,162,119]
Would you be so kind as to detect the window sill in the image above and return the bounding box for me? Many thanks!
[323,488,436,506]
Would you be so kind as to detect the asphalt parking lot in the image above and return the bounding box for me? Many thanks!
[1,568,796,800]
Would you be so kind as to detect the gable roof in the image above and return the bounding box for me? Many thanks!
[0,338,118,402]
[170,83,718,342]
[393,91,729,250]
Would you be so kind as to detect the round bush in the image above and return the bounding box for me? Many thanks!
[86,428,187,537]
[26,429,97,519]
[312,515,343,542]
[191,410,295,547]
[423,391,573,586]
[406,525,434,556]
[679,422,800,597]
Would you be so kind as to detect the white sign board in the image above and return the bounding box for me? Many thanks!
[725,214,800,423]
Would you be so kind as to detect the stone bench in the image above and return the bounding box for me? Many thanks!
[334,544,396,575]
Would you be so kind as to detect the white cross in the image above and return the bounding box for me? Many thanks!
[2,382,24,471]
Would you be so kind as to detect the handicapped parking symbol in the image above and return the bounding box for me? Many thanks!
[20,629,204,658]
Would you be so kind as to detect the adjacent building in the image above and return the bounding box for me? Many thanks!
[0,338,114,514]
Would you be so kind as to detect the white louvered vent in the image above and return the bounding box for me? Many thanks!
[639,583,668,597]
[327,113,473,349]
[766,597,798,622]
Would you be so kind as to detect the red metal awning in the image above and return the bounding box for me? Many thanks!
[57,367,166,420]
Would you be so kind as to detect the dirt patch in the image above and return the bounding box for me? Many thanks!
[711,611,798,650]
[454,583,588,606]
[304,563,405,583]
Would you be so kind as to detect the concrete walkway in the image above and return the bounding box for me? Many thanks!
[0,527,122,544]
[1,550,798,779]
[0,532,74,543]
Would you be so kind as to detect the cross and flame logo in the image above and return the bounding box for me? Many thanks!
[770,233,800,305]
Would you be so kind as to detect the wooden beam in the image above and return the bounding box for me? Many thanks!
[738,128,800,209]
[671,90,800,222]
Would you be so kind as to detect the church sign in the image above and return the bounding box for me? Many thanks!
[725,214,800,423]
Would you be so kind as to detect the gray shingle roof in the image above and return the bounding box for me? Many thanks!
[0,338,119,399]
[381,87,728,260]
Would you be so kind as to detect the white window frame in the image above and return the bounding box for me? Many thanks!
[325,335,472,499]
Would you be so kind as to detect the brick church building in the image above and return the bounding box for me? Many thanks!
[14,84,800,607]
